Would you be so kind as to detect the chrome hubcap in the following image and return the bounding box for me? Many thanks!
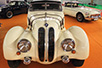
[6,11,13,18]
[78,14,83,21]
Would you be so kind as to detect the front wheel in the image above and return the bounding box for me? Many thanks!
[7,60,21,68]
[76,13,85,22]
[71,59,85,67]
[6,11,13,18]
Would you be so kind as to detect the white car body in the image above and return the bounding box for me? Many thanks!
[3,0,89,67]
[64,1,101,22]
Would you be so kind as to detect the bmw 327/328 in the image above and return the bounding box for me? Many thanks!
[3,0,89,68]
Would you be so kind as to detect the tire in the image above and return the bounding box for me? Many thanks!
[7,60,21,68]
[76,13,85,22]
[6,11,13,18]
[71,59,85,67]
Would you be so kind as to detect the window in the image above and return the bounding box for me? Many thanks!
[65,2,71,7]
[30,3,45,10]
[29,2,62,11]
[20,2,26,5]
[47,3,62,11]
[8,1,16,6]
[18,2,26,6]
[65,2,79,7]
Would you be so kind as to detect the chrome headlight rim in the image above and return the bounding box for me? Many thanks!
[61,38,75,52]
[17,39,31,53]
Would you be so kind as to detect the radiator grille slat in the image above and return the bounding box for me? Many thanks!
[48,27,54,62]
[38,27,45,62]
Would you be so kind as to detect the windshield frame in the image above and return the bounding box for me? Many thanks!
[29,1,62,11]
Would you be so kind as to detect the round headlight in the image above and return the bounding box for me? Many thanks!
[61,39,75,51]
[17,39,31,53]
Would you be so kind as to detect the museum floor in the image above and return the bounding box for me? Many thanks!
[0,14,102,68]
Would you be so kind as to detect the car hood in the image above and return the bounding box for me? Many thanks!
[28,11,63,42]
[79,7,100,14]
[28,11,64,20]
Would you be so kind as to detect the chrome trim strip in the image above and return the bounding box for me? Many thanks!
[29,13,63,20]
[44,27,49,61]
[31,16,61,26]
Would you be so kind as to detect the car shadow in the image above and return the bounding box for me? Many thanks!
[19,61,76,68]
[0,13,28,19]
[99,18,102,20]
[84,20,92,23]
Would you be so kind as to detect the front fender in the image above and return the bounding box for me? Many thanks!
[68,26,89,59]
[57,26,89,61]
[3,26,24,59]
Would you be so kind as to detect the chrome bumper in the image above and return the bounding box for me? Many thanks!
[85,15,101,21]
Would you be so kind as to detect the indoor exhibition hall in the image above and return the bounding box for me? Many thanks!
[0,0,102,68]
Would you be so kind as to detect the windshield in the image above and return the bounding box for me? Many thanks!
[8,1,16,6]
[29,2,62,11]
[65,2,79,7]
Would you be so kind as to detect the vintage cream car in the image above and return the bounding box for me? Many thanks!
[63,1,101,22]
[3,0,89,68]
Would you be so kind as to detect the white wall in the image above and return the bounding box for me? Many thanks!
[77,0,91,4]
[93,0,102,5]
[62,0,102,5]
[0,0,6,5]
[10,0,24,1]
[0,0,102,5]
[78,0,102,5]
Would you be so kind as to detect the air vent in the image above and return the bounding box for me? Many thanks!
[38,27,45,62]
[48,27,55,62]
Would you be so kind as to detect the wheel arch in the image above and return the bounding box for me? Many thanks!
[76,12,85,22]
[76,12,84,17]
[5,9,14,18]
[68,26,89,59]
[3,26,24,59]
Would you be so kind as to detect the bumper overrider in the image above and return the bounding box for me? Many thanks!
[3,25,89,65]
[85,14,101,20]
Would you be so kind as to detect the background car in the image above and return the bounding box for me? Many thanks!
[0,1,29,18]
[63,1,101,22]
